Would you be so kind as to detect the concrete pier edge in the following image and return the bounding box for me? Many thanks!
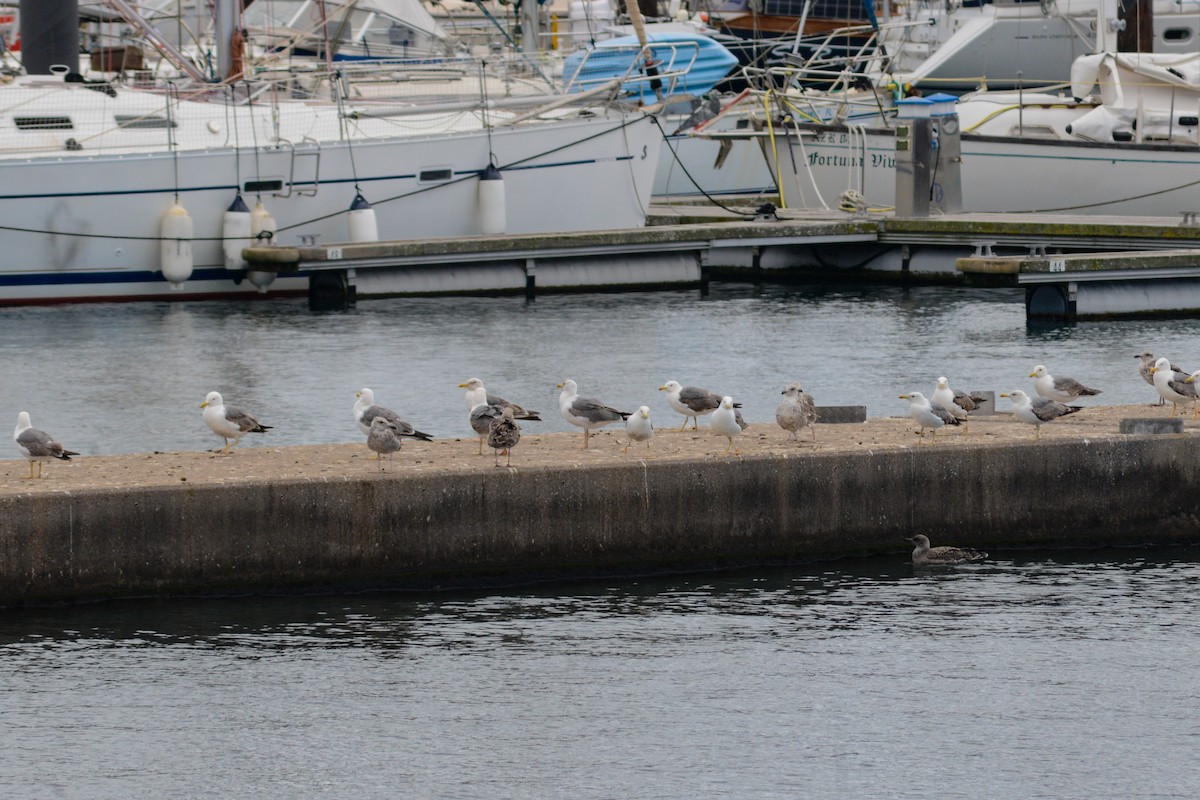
[3,434,1199,606]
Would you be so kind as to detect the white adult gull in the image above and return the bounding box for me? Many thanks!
[932,377,987,432]
[1000,389,1081,438]
[710,396,743,454]
[200,391,272,455]
[907,534,987,566]
[658,380,741,431]
[1030,365,1101,402]
[13,411,78,479]
[1151,359,1199,418]
[776,382,817,441]
[353,388,433,446]
[624,405,654,454]
[1136,351,1187,404]
[899,391,960,441]
[556,379,630,449]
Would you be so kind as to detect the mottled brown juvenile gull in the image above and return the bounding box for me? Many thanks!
[907,534,987,566]
[776,382,817,441]
[1150,359,1199,418]
[1030,365,1101,402]
[1000,389,1080,438]
[458,378,541,420]
[624,406,654,454]
[13,411,78,479]
[710,396,743,454]
[367,416,403,471]
[353,388,432,444]
[659,380,741,431]
[556,379,630,449]
[899,391,960,441]
[468,403,506,455]
[487,407,521,467]
[200,391,272,455]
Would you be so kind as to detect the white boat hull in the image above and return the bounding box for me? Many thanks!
[0,113,661,304]
[774,124,1200,216]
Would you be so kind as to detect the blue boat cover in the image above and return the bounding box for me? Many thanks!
[562,33,739,104]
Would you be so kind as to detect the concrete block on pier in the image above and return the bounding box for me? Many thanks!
[815,405,867,424]
[967,391,997,416]
[1119,418,1184,435]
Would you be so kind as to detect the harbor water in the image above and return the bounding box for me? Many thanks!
[0,283,1195,458]
[2,547,1198,798]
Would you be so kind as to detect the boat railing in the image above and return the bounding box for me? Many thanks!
[562,40,702,100]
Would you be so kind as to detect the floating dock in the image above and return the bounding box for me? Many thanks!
[245,207,1200,318]
[3,405,1199,606]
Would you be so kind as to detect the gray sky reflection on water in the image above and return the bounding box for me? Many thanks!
[1,283,1196,456]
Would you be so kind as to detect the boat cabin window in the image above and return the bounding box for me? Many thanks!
[1162,28,1193,43]
[115,114,178,129]
[13,116,73,130]
[418,167,453,184]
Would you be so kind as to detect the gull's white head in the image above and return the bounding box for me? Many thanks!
[1151,357,1170,375]
[659,380,681,393]
[557,379,577,394]
[356,388,374,403]
[903,392,928,404]
[1186,370,1200,384]
[458,378,484,391]
[720,396,734,409]
[637,406,651,419]
[15,411,31,431]
[201,391,222,409]
[936,377,950,389]
[1030,365,1049,379]
[1000,389,1030,404]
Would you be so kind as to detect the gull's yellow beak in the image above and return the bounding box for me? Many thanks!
[1150,367,1158,374]
[555,382,564,389]
[200,401,208,409]
[1000,393,1010,398]
[899,394,909,399]
[1028,371,1037,378]
[457,382,470,388]
[658,385,668,391]
[1187,375,1195,384]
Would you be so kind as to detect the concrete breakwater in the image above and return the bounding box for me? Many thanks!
[3,408,1200,607]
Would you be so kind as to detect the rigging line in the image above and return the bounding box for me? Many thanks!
[649,116,758,217]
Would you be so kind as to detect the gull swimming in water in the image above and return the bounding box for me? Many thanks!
[487,407,521,467]
[624,405,654,454]
[1151,359,1199,418]
[899,391,960,441]
[367,416,403,471]
[13,411,78,478]
[200,391,272,455]
[710,396,743,454]
[776,382,817,441]
[556,379,630,449]
[907,534,987,566]
[1030,365,1101,402]
[353,389,432,450]
[659,380,741,431]
[1000,389,1080,438]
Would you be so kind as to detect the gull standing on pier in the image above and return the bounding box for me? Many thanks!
[624,406,654,454]
[710,396,743,454]
[932,377,987,431]
[487,407,522,467]
[201,391,272,455]
[1000,389,1080,438]
[1150,359,1199,418]
[1136,352,1186,404]
[776,382,817,441]
[907,534,987,566]
[1030,365,1101,402]
[899,392,960,441]
[659,380,740,431]
[13,412,78,479]
[556,379,630,449]
[459,378,539,455]
[367,417,403,471]
[353,388,433,444]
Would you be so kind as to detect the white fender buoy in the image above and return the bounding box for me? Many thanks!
[347,192,379,243]
[160,202,194,288]
[222,193,252,271]
[478,164,506,235]
[247,199,278,292]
